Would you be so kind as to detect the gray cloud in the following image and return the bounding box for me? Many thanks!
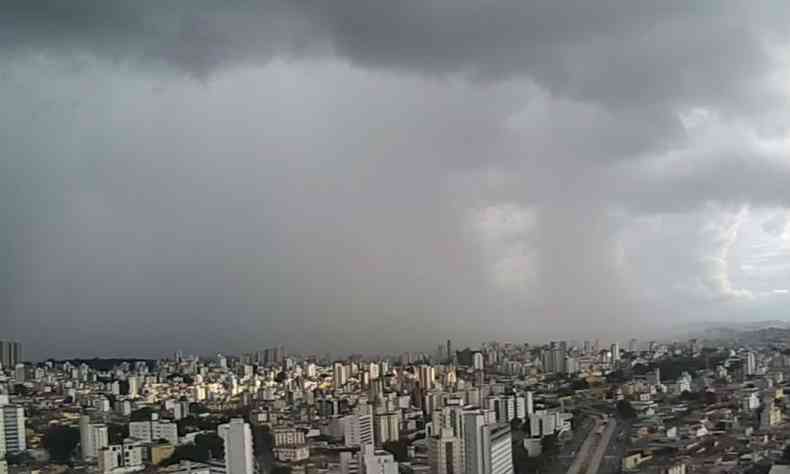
[3,2,790,358]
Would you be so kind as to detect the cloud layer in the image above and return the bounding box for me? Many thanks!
[2,1,790,358]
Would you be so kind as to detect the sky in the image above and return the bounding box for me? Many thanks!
[3,1,790,360]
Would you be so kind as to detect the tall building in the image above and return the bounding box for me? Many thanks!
[343,414,374,448]
[418,365,435,391]
[446,340,453,362]
[610,343,620,362]
[463,411,489,474]
[745,352,757,376]
[361,445,398,474]
[218,419,254,474]
[0,342,21,371]
[334,362,349,389]
[429,431,464,474]
[374,412,400,446]
[0,405,26,454]
[488,425,514,474]
[463,410,513,474]
[80,414,109,460]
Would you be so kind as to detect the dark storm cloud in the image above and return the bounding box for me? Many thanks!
[3,2,790,358]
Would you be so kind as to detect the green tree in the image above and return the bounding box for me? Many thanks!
[510,417,523,432]
[541,434,559,456]
[382,439,409,462]
[253,425,274,457]
[107,423,128,444]
[43,425,80,463]
[616,400,637,419]
[130,407,155,421]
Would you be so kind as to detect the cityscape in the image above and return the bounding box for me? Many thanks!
[5,2,790,474]
[3,329,790,474]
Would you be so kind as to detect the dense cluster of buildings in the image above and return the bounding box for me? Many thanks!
[5,333,790,474]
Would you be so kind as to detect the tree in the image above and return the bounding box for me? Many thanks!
[510,417,523,432]
[130,407,155,421]
[274,371,287,384]
[272,467,292,474]
[163,434,224,465]
[382,439,409,462]
[616,400,637,419]
[43,425,80,463]
[108,423,128,444]
[13,384,31,396]
[541,434,559,457]
[253,425,274,457]
[195,433,224,460]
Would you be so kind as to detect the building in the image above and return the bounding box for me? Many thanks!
[80,414,109,460]
[129,416,178,445]
[218,419,254,474]
[0,405,26,454]
[429,432,464,474]
[463,411,489,474]
[334,363,349,389]
[488,396,516,424]
[340,450,360,474]
[98,440,145,473]
[343,414,374,448]
[745,352,757,376]
[611,343,621,362]
[463,410,513,474]
[418,365,435,391]
[361,445,398,474]
[0,341,21,370]
[488,425,513,474]
[374,412,400,446]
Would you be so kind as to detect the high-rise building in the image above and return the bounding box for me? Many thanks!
[218,419,254,474]
[488,425,513,474]
[446,340,453,362]
[374,412,400,447]
[525,392,534,417]
[361,445,398,474]
[746,352,757,376]
[610,343,620,362]
[463,411,489,474]
[429,431,464,474]
[334,362,349,389]
[0,405,26,454]
[418,365,435,391]
[343,414,374,448]
[0,341,21,371]
[463,410,513,474]
[472,353,484,371]
[80,414,108,460]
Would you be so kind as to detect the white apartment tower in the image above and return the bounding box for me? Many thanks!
[0,406,26,454]
[219,418,254,474]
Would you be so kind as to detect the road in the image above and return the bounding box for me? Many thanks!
[565,410,626,474]
[586,419,617,474]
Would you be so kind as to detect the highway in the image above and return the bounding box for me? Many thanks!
[565,412,620,474]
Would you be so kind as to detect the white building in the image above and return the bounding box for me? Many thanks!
[343,414,374,448]
[218,419,254,474]
[97,440,145,473]
[361,445,398,474]
[80,414,109,460]
[463,410,513,474]
[0,405,26,454]
[374,412,400,446]
[129,417,178,445]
